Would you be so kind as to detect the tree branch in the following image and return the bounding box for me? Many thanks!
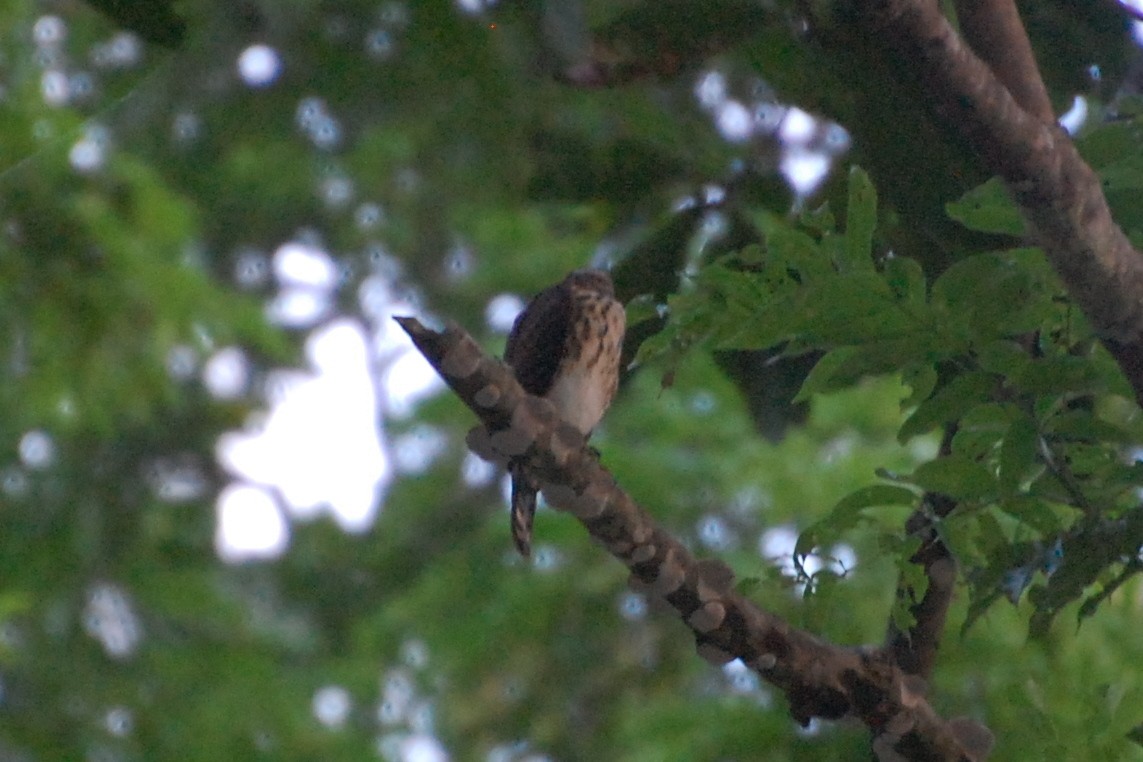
[395,315,993,762]
[952,0,1053,121]
[860,0,1143,407]
[885,421,960,680]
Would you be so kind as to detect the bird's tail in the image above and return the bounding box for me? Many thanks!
[509,462,537,558]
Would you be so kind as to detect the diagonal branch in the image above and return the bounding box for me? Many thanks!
[395,315,993,762]
[952,0,1053,121]
[860,0,1143,407]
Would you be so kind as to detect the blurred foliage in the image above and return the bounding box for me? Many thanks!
[3,0,1143,761]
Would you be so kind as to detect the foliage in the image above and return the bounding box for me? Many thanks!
[2,1,1143,761]
[637,160,1143,639]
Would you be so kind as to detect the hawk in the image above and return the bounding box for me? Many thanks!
[503,269,626,557]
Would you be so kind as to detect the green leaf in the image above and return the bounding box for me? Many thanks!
[832,484,919,513]
[975,339,1030,378]
[798,272,915,344]
[795,340,927,400]
[725,291,800,350]
[842,165,877,272]
[798,202,836,234]
[911,455,998,501]
[755,213,835,283]
[795,526,822,558]
[1077,118,1143,169]
[624,293,665,327]
[882,256,926,305]
[1013,354,1115,396]
[795,346,864,400]
[795,483,917,556]
[996,496,1065,536]
[901,362,938,407]
[899,371,998,443]
[630,299,707,371]
[946,177,1024,235]
[959,402,1021,430]
[950,429,1003,466]
[1000,414,1040,494]
[1044,409,1133,445]
[887,536,927,633]
[932,248,1058,339]
[1097,154,1143,192]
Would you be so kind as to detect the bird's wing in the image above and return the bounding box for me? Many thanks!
[503,280,572,397]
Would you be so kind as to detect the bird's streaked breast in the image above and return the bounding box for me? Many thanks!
[547,296,624,434]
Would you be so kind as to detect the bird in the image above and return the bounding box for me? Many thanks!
[502,269,626,557]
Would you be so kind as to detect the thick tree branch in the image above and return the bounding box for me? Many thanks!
[860,0,1143,407]
[952,0,1053,121]
[395,315,993,762]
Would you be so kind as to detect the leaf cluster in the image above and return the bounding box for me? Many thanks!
[637,162,1143,634]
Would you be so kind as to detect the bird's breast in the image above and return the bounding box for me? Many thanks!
[546,299,624,434]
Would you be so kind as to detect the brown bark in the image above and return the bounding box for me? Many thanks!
[953,0,1053,121]
[396,315,993,762]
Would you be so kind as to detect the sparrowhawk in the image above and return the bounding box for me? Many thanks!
[502,269,626,557]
